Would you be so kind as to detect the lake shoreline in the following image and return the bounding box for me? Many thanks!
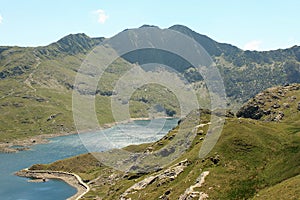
[0,117,175,153]
[15,168,89,200]
[1,117,178,200]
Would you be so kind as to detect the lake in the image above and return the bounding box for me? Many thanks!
[0,118,178,200]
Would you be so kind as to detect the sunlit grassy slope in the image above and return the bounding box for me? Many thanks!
[29,84,300,200]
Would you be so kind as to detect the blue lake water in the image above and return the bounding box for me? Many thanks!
[0,118,178,200]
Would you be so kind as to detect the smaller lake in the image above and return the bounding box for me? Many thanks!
[0,118,178,200]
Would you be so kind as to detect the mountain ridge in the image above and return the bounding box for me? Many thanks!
[2,24,299,55]
[0,24,300,143]
[169,24,242,56]
[2,24,299,53]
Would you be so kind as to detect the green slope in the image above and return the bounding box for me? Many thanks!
[0,35,181,143]
[27,84,300,200]
[253,175,300,200]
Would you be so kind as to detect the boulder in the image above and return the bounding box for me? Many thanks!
[236,105,263,120]
[272,103,281,109]
[283,103,290,108]
[274,111,284,121]
[197,130,204,135]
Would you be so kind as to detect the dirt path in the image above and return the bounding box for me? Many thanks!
[24,53,40,92]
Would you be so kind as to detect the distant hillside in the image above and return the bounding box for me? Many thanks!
[27,84,300,199]
[0,25,300,142]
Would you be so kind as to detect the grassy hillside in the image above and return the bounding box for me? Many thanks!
[28,84,300,200]
[252,175,300,200]
[0,45,181,143]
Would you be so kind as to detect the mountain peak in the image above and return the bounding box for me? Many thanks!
[168,24,192,32]
[37,33,104,56]
[54,33,104,54]
[169,24,242,56]
[57,33,90,43]
[139,24,160,29]
[168,24,225,56]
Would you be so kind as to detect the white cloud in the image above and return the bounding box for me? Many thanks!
[243,40,262,51]
[0,15,3,24]
[94,9,108,24]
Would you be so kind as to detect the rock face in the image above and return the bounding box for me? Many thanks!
[179,171,210,200]
[236,105,263,119]
[236,84,300,121]
[120,159,190,200]
[0,65,31,80]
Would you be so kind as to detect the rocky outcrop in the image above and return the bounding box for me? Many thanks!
[179,171,210,200]
[0,65,31,79]
[46,113,61,121]
[236,104,263,119]
[120,159,190,200]
[236,84,300,121]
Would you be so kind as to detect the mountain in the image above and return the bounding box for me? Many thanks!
[167,25,300,102]
[169,25,242,57]
[0,34,107,142]
[0,25,300,144]
[39,33,104,56]
[115,24,300,102]
[24,84,300,199]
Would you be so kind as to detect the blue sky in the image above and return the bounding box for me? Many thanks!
[0,0,299,50]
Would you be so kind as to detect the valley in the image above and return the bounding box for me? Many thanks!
[21,83,300,199]
[0,25,299,200]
